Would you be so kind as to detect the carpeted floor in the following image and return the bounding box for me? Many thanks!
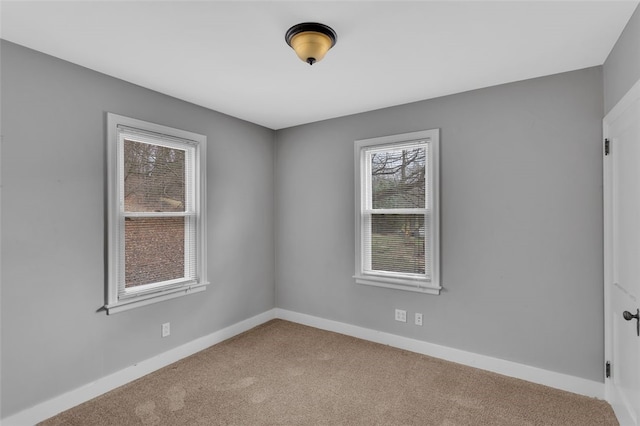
[41,319,618,425]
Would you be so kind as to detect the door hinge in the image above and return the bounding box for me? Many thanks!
[605,139,610,156]
[606,361,611,378]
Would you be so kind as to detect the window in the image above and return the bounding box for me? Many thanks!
[354,129,440,294]
[106,113,208,314]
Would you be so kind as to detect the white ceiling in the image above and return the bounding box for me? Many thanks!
[1,1,638,130]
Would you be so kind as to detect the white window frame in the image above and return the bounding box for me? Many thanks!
[105,113,208,314]
[354,129,440,295]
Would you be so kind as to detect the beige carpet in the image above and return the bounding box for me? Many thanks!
[41,320,617,425]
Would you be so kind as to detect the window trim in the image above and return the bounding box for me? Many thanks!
[354,129,440,295]
[105,113,208,314]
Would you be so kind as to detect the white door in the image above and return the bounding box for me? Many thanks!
[604,78,640,426]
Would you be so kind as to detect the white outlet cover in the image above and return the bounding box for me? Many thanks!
[162,323,170,337]
[415,313,423,326]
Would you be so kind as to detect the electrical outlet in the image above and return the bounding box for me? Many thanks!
[162,322,170,337]
[415,313,423,326]
[395,309,407,323]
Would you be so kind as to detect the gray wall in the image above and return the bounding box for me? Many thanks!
[0,41,276,417]
[275,67,604,382]
[604,3,640,114]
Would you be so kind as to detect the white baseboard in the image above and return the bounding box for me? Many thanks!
[1,309,277,426]
[2,307,606,426]
[606,384,637,426]
[610,402,635,426]
[275,308,605,400]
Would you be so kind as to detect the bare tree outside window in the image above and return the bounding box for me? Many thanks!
[370,147,427,275]
[371,147,425,209]
[124,140,185,213]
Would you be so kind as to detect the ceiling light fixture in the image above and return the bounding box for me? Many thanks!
[285,22,337,66]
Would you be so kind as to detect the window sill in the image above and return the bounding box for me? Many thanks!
[354,275,441,295]
[105,282,209,315]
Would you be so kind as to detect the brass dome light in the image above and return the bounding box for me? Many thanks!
[285,22,337,65]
